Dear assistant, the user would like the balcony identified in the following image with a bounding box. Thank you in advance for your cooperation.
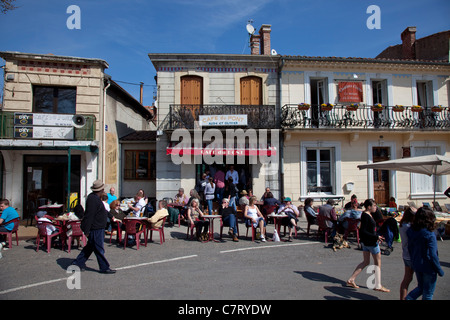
[281,104,450,131]
[0,111,96,141]
[159,104,278,131]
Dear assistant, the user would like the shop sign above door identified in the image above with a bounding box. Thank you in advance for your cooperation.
[199,114,247,127]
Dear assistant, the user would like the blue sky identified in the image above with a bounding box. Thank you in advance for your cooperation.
[1,0,449,105]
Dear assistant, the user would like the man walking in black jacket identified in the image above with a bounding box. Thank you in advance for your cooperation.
[72,180,115,274]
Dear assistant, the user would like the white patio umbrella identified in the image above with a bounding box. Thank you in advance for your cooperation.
[358,154,450,205]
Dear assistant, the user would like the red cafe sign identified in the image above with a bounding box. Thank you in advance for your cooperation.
[338,81,363,102]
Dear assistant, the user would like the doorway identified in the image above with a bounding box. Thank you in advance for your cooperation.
[23,155,81,218]
[372,147,390,206]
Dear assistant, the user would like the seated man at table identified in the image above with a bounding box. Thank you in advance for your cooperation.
[0,199,20,243]
[128,191,146,217]
[318,199,338,236]
[219,198,239,242]
[148,200,169,228]
[277,197,300,241]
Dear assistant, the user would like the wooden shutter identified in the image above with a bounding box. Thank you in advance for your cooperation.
[240,76,262,105]
[181,76,203,105]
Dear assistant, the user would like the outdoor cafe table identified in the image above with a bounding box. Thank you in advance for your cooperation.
[267,213,289,240]
[202,214,221,242]
[38,203,64,216]
[53,215,81,248]
[167,203,185,227]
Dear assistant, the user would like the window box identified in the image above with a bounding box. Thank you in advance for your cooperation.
[393,105,405,112]
[411,105,423,112]
[346,104,359,111]
[371,103,384,112]
[297,103,310,111]
[320,103,333,111]
[431,105,444,112]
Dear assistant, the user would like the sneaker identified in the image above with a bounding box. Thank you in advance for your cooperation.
[233,235,239,242]
[260,236,266,242]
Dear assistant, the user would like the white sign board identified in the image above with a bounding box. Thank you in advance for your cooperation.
[14,126,74,140]
[199,115,247,127]
[14,113,75,127]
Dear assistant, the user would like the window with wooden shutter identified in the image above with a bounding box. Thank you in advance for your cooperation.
[181,75,203,119]
[240,76,262,105]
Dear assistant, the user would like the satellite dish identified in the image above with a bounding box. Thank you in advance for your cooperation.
[246,23,255,35]
[271,49,278,55]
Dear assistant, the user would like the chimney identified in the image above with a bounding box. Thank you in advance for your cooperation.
[259,24,272,55]
[250,34,261,55]
[401,26,416,59]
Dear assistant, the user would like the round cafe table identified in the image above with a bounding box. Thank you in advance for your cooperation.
[202,215,221,242]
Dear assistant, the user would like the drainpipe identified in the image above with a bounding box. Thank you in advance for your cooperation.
[102,77,111,183]
[278,58,285,200]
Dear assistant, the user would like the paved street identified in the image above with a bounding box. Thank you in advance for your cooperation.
[1,217,449,303]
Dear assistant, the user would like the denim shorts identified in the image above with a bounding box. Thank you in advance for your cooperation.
[403,259,413,268]
[362,243,380,255]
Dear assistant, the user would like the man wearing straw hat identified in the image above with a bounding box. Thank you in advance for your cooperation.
[72,179,115,274]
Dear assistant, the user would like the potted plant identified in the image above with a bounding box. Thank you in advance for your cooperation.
[346,103,359,111]
[411,105,423,112]
[431,105,444,112]
[297,103,310,111]
[371,103,384,112]
[320,103,334,111]
[393,105,405,112]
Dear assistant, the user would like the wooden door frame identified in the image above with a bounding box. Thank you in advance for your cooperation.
[366,141,397,202]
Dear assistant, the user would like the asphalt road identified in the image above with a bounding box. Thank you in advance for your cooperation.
[1,217,449,305]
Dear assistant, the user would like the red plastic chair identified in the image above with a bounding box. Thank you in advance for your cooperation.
[343,218,360,245]
[186,218,200,240]
[0,218,19,249]
[36,221,62,253]
[66,220,87,253]
[109,221,123,244]
[317,215,333,244]
[262,204,277,223]
[146,216,167,245]
[245,219,257,241]
[123,218,146,250]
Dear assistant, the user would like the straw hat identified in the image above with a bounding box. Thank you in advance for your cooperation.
[240,190,248,195]
[91,179,105,192]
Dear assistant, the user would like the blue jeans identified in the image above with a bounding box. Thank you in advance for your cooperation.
[223,214,237,234]
[406,271,437,300]
[207,199,214,214]
[73,229,110,272]
[216,188,224,204]
[229,196,237,212]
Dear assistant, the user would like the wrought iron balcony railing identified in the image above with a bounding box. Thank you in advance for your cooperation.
[281,104,450,130]
[160,104,279,130]
[0,111,96,141]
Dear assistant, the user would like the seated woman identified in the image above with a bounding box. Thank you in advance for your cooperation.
[304,198,317,223]
[278,197,300,241]
[186,198,209,241]
[219,198,239,242]
[337,200,362,233]
[244,196,267,242]
[108,200,126,231]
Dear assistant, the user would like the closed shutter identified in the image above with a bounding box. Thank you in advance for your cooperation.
[181,76,203,119]
[240,76,262,105]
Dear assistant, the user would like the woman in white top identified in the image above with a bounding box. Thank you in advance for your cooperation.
[244,196,266,242]
[399,207,416,300]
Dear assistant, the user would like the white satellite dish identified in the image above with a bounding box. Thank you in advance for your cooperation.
[271,49,278,55]
[246,23,255,35]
